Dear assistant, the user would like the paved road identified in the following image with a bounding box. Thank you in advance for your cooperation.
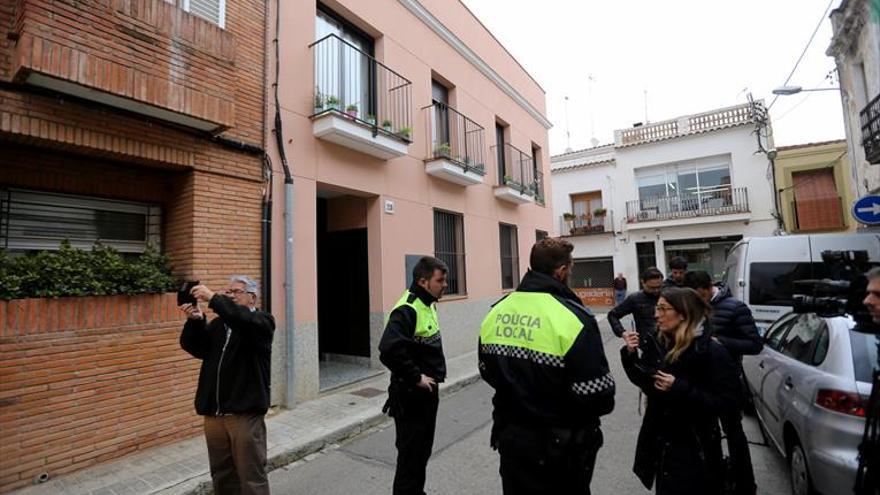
[270,319,791,494]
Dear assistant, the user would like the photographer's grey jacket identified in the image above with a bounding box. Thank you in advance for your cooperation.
[180,295,275,416]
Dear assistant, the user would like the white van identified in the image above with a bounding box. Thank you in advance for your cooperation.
[723,233,880,334]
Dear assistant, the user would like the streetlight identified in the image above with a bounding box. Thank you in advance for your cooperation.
[772,85,841,95]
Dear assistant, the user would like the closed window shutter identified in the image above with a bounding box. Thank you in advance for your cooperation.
[0,189,161,254]
[185,0,225,28]
[792,169,842,231]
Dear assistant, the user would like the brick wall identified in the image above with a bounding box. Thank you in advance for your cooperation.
[0,0,268,490]
[0,294,200,492]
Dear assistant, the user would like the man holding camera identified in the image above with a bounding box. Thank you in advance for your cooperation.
[180,275,275,495]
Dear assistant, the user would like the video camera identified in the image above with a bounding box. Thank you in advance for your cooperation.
[792,250,878,334]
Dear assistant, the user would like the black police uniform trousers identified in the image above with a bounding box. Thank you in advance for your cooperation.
[391,385,439,495]
[496,422,603,495]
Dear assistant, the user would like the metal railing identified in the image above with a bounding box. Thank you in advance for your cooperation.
[533,170,545,205]
[860,92,880,164]
[425,102,485,174]
[792,196,845,232]
[310,34,412,141]
[561,211,613,236]
[626,187,749,223]
[492,143,535,196]
[616,103,755,147]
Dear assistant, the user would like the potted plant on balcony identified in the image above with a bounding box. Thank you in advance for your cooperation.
[382,119,394,132]
[593,207,607,217]
[326,96,340,111]
[345,104,359,119]
[397,126,412,140]
[434,142,451,158]
[314,90,325,114]
[366,114,377,126]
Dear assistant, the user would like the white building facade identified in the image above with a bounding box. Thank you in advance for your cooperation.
[826,0,880,201]
[550,103,778,297]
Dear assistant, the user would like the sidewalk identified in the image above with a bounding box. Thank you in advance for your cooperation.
[11,352,481,495]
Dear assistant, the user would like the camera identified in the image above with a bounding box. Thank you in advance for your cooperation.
[792,250,878,334]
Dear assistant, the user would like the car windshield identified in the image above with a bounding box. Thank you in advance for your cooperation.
[850,330,880,384]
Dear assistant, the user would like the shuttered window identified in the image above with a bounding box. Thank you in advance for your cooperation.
[499,223,519,289]
[434,209,466,295]
[183,0,226,28]
[792,168,844,231]
[0,189,161,254]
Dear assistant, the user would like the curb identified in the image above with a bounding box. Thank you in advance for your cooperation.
[182,371,481,494]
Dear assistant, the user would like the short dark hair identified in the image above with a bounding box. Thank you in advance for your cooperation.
[641,267,664,282]
[413,256,448,283]
[530,237,573,276]
[682,270,713,290]
[669,256,688,270]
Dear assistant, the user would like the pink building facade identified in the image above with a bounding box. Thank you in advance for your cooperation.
[267,0,554,401]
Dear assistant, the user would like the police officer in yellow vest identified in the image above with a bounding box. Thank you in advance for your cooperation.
[379,256,448,495]
[479,238,615,495]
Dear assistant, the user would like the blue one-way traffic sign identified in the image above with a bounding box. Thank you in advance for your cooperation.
[853,195,880,225]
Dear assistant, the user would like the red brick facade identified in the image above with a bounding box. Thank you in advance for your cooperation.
[0,0,267,491]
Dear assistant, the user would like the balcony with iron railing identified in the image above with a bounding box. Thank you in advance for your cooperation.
[492,143,536,204]
[861,93,880,164]
[561,210,613,236]
[423,102,485,186]
[310,34,413,160]
[626,187,749,224]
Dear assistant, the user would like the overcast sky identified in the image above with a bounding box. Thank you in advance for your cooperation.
[460,0,845,155]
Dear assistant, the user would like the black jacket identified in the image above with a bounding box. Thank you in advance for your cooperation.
[709,284,762,360]
[479,270,615,429]
[621,327,740,494]
[663,277,682,288]
[378,283,447,385]
[180,295,275,416]
[607,290,659,337]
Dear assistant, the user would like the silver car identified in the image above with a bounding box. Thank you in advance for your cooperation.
[743,311,877,495]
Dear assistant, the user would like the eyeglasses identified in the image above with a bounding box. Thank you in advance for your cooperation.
[655,305,674,313]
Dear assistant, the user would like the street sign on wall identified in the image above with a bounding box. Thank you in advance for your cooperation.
[852,195,880,225]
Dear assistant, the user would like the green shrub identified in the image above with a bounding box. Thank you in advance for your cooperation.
[0,241,176,300]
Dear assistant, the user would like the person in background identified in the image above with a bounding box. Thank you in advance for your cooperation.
[607,268,664,338]
[664,256,688,288]
[613,273,628,306]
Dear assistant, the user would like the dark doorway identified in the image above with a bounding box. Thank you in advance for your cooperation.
[636,241,657,280]
[317,196,376,390]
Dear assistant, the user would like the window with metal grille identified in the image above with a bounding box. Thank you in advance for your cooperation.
[183,0,226,28]
[499,223,519,289]
[0,189,161,254]
[433,209,466,295]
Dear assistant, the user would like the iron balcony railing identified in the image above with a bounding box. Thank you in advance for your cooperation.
[534,169,545,205]
[860,92,880,164]
[425,102,485,174]
[310,34,412,141]
[561,210,613,236]
[792,196,845,232]
[492,143,535,196]
[626,187,749,223]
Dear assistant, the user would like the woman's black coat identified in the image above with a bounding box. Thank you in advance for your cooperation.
[620,326,741,494]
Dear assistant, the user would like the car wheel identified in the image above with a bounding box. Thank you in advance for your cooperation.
[789,439,814,495]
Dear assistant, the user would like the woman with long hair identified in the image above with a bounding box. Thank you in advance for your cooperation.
[621,287,740,495]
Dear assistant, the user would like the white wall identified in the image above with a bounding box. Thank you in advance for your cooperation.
[551,124,777,289]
